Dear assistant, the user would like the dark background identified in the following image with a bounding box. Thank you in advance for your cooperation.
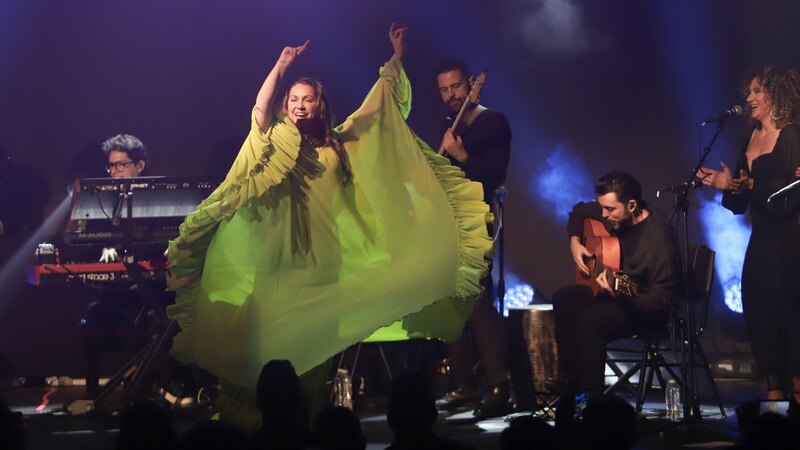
[1,0,798,377]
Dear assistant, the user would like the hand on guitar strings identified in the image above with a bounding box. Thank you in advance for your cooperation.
[570,236,593,276]
[440,129,468,162]
[595,271,616,297]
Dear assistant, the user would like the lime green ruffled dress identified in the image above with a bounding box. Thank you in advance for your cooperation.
[166,55,492,426]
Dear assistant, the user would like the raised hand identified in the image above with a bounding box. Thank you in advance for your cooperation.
[697,161,733,190]
[277,40,310,69]
[255,40,310,131]
[389,22,407,60]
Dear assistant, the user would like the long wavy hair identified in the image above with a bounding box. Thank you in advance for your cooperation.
[282,78,352,185]
[742,65,800,129]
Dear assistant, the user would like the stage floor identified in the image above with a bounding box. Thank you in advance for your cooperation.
[2,377,759,450]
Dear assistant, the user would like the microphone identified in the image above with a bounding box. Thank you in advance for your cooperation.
[111,185,129,227]
[656,180,700,198]
[700,105,744,127]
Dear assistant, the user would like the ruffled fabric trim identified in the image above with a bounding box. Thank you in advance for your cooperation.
[417,136,494,300]
[167,109,324,365]
[363,136,493,343]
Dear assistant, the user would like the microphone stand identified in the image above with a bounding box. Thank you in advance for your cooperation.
[493,185,508,315]
[655,117,735,435]
[89,180,177,412]
[110,184,129,227]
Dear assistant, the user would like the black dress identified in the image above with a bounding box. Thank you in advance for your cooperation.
[722,123,800,377]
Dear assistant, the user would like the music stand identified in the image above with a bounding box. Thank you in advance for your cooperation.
[767,178,800,204]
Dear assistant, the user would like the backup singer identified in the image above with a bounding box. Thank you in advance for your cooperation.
[166,25,493,427]
[548,172,677,397]
[698,65,800,403]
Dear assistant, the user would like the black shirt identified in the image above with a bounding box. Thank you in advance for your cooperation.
[566,201,677,314]
[439,108,511,205]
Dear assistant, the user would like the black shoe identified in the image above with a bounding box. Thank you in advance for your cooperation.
[544,377,575,397]
[436,384,480,409]
[474,383,514,419]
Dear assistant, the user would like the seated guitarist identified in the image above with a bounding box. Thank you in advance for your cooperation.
[548,171,677,397]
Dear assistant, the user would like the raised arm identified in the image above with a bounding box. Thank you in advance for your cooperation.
[254,40,309,132]
[337,23,411,139]
[389,22,407,61]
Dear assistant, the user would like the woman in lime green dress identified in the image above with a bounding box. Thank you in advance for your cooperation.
[166,24,493,425]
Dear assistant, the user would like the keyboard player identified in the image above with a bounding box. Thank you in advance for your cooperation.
[35,135,211,401]
[98,134,148,262]
[83,134,168,396]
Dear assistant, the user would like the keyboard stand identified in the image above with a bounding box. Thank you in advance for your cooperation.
[89,260,176,411]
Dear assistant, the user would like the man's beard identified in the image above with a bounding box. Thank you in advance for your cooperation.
[613,214,635,233]
[448,99,464,112]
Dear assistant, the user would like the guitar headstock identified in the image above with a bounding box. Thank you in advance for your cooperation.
[612,273,638,297]
[468,71,487,104]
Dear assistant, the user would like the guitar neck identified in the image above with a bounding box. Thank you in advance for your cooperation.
[589,258,635,297]
[450,98,471,132]
[438,100,471,154]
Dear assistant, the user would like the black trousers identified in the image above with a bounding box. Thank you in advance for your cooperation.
[446,277,508,388]
[552,285,666,396]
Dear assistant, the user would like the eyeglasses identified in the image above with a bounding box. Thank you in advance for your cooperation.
[107,160,136,172]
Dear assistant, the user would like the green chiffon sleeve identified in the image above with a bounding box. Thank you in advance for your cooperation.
[166,108,310,364]
[338,55,494,342]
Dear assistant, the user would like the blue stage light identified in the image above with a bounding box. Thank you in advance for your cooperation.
[532,146,593,220]
[698,193,749,314]
[500,272,535,317]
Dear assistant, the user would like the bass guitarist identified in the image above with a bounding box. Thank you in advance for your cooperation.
[434,59,513,418]
[547,171,678,397]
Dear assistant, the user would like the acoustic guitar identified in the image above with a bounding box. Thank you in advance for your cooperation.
[576,218,638,297]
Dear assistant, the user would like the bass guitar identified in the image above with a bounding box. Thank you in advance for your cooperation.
[437,71,487,155]
[576,218,638,297]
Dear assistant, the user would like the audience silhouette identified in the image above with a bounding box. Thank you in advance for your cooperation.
[580,394,636,450]
[385,373,474,450]
[10,357,800,450]
[249,359,307,450]
[501,415,556,450]
[308,406,366,450]
[0,398,24,450]
[180,419,246,450]
[116,399,176,450]
[736,399,800,450]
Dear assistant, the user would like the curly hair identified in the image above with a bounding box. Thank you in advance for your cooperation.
[101,134,147,162]
[282,78,352,186]
[742,65,800,129]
